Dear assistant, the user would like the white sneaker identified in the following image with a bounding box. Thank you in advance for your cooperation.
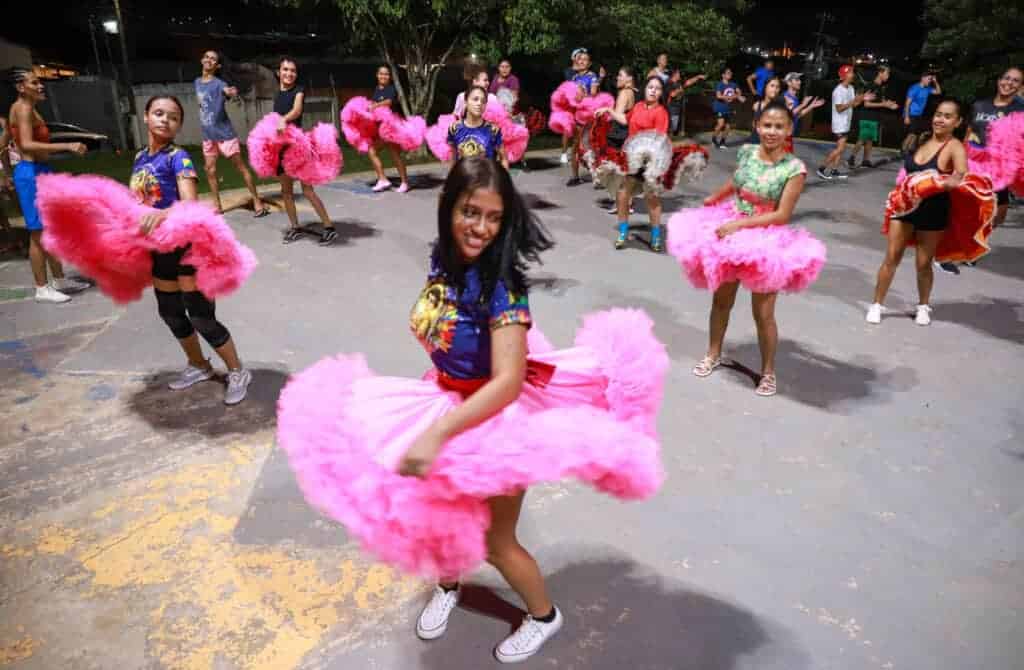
[416,585,460,640]
[915,304,932,326]
[559,152,569,164]
[168,362,215,391]
[494,606,563,664]
[371,179,392,192]
[35,285,71,303]
[865,303,883,324]
[51,277,90,292]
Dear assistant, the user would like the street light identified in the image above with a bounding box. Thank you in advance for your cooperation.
[102,20,118,34]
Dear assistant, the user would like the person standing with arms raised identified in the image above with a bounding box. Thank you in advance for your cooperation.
[902,72,942,156]
[746,58,775,100]
[194,50,269,217]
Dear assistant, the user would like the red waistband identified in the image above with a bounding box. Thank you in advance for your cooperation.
[436,359,557,397]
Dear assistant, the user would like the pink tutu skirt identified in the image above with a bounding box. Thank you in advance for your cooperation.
[36,174,257,303]
[276,309,668,578]
[667,201,826,293]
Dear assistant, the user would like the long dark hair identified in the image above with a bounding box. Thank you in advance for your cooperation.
[435,157,554,298]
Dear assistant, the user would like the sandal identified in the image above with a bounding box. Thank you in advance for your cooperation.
[755,374,777,397]
[253,207,271,218]
[282,228,304,244]
[692,356,721,378]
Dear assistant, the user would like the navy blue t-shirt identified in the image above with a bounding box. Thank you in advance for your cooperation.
[274,85,304,127]
[372,83,398,105]
[410,253,531,380]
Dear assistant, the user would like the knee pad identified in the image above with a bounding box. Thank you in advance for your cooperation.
[155,289,194,339]
[182,291,231,349]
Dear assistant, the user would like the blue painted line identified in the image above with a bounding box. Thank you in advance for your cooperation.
[0,339,45,379]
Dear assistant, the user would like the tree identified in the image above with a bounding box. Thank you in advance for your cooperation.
[469,1,739,84]
[314,0,495,118]
[921,0,1024,102]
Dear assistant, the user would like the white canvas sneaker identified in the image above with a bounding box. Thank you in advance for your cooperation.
[494,606,563,664]
[416,585,460,640]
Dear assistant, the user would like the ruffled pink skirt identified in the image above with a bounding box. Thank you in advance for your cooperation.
[667,201,826,293]
[276,309,668,578]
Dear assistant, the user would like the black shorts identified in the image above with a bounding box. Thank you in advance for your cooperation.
[715,111,734,121]
[893,192,950,232]
[152,245,197,281]
[997,188,1009,206]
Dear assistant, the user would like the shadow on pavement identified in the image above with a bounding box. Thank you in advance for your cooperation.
[723,339,918,411]
[126,365,288,437]
[931,297,1024,345]
[522,192,561,210]
[419,554,805,670]
[529,273,582,297]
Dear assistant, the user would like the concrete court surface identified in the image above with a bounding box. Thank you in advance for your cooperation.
[1,138,1022,670]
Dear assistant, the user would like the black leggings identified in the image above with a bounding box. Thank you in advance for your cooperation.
[155,289,231,349]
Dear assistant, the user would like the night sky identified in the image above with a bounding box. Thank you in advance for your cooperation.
[3,1,928,66]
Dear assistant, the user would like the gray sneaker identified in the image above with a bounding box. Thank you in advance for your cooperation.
[168,362,215,391]
[224,368,252,406]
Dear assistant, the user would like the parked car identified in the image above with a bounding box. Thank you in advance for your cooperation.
[46,122,109,152]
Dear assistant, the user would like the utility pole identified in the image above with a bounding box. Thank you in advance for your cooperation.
[87,16,103,76]
[112,0,132,91]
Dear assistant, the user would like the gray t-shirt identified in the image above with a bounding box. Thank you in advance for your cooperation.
[194,76,236,141]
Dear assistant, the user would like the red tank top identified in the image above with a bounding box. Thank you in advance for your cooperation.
[9,115,49,148]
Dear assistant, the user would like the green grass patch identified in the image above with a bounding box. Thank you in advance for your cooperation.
[1,134,566,220]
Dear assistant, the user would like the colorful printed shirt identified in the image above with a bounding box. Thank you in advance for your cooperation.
[573,70,599,96]
[713,81,742,114]
[447,120,503,160]
[410,254,531,380]
[732,143,807,216]
[129,144,197,210]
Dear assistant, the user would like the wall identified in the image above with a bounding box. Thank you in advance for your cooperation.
[129,83,338,148]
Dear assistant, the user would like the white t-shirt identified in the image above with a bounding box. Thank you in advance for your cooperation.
[831,83,855,134]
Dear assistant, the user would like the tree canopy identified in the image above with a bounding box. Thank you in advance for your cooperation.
[921,0,1024,102]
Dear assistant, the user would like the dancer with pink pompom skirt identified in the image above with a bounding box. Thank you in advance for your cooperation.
[274,57,337,246]
[446,86,509,169]
[277,157,668,663]
[667,100,825,397]
[367,64,412,193]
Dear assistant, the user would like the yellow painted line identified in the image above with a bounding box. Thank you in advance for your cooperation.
[3,440,423,669]
[0,634,39,665]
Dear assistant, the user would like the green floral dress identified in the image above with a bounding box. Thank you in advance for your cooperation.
[732,144,807,216]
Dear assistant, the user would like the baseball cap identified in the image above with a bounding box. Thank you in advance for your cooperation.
[783,72,802,83]
[839,64,854,78]
[571,48,588,59]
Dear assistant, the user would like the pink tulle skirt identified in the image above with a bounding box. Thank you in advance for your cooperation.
[276,309,668,578]
[246,113,342,184]
[667,201,827,293]
[36,173,257,303]
[967,112,1024,194]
